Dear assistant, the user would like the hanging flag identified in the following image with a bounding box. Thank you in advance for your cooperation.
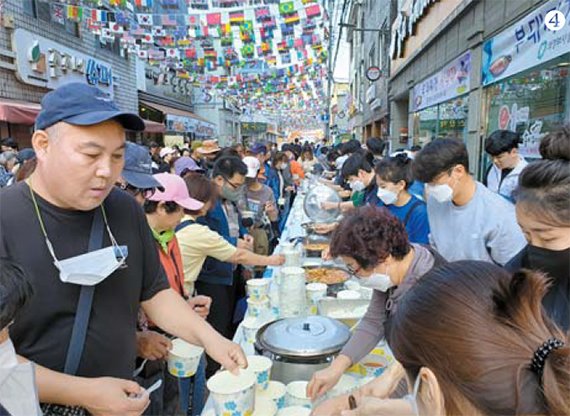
[161,0,178,5]
[87,18,102,35]
[255,7,270,21]
[135,0,154,7]
[241,44,255,57]
[149,49,166,61]
[109,0,127,6]
[91,9,108,22]
[51,3,65,25]
[187,14,200,27]
[142,33,154,43]
[161,14,178,26]
[166,48,180,59]
[115,12,129,25]
[137,49,149,59]
[262,18,276,29]
[109,23,124,34]
[284,12,300,25]
[229,11,244,25]
[304,4,321,17]
[240,20,253,33]
[206,13,221,26]
[66,6,82,22]
[152,27,166,37]
[279,1,295,15]
[137,14,153,25]
[185,48,197,58]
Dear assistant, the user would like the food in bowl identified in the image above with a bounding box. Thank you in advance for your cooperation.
[305,268,349,285]
[207,370,256,416]
[303,243,329,252]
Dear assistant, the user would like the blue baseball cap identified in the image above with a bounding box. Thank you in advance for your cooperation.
[249,142,267,155]
[122,142,164,190]
[35,83,145,131]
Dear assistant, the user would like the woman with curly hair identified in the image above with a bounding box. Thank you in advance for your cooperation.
[308,206,445,413]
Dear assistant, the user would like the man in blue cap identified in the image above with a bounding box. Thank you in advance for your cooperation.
[0,83,247,415]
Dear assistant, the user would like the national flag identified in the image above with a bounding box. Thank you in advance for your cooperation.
[160,36,176,47]
[110,0,127,6]
[204,49,217,59]
[229,11,244,24]
[284,12,300,25]
[185,48,197,58]
[142,33,154,43]
[137,49,148,59]
[266,55,277,65]
[51,4,65,25]
[152,27,166,37]
[137,14,153,25]
[206,13,221,26]
[161,0,178,5]
[294,38,304,48]
[241,44,255,57]
[91,9,108,22]
[115,12,129,25]
[166,48,180,59]
[135,0,154,7]
[66,6,82,22]
[220,23,231,35]
[177,38,191,47]
[304,4,320,17]
[280,23,294,35]
[100,28,115,42]
[87,19,102,35]
[262,18,276,29]
[109,23,125,34]
[240,20,253,33]
[279,1,295,15]
[255,7,270,21]
[149,49,166,61]
[201,25,209,37]
[161,14,178,26]
[260,27,273,40]
[187,14,200,27]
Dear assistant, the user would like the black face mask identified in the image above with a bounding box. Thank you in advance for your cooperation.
[526,245,570,281]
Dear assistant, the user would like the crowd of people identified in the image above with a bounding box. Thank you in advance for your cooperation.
[0,82,568,416]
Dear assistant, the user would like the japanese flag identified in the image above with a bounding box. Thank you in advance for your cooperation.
[142,34,154,44]
[109,23,124,34]
[137,50,148,59]
[166,48,180,59]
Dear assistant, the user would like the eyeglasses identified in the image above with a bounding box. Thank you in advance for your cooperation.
[345,263,363,277]
[223,176,245,191]
[115,182,156,199]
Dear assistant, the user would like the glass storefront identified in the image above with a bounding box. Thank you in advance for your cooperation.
[412,96,469,145]
[483,53,570,159]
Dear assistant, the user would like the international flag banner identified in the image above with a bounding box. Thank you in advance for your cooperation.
[206,13,221,26]
[229,11,245,25]
[135,0,154,7]
[266,55,277,65]
[161,0,178,5]
[66,6,82,22]
[187,14,200,27]
[304,4,320,17]
[137,13,153,25]
[166,48,180,59]
[284,12,300,25]
[240,20,253,33]
[177,38,192,47]
[91,9,108,23]
[294,38,304,48]
[204,49,217,59]
[281,53,292,64]
[241,43,255,57]
[280,23,294,36]
[142,33,154,43]
[137,49,148,59]
[161,14,178,26]
[255,7,270,21]
[51,3,65,25]
[185,48,197,58]
[152,27,166,37]
[279,1,295,15]
[109,23,125,34]
[221,35,233,47]
[148,49,166,61]
[110,0,127,6]
[115,12,129,25]
[262,17,276,29]
[87,19,102,35]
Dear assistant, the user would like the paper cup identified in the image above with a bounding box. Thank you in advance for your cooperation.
[277,406,311,416]
[257,381,286,410]
[247,297,270,319]
[242,317,263,344]
[286,381,311,408]
[253,396,278,416]
[337,289,361,300]
[306,282,327,315]
[167,338,204,378]
[207,370,256,416]
[247,355,273,391]
[247,278,270,301]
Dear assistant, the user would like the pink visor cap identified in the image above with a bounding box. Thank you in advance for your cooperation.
[148,173,204,211]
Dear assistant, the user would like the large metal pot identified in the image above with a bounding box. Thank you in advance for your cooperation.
[254,316,351,384]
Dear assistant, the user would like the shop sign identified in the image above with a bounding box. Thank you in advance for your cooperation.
[166,114,216,137]
[366,84,376,104]
[145,67,193,104]
[390,0,438,59]
[412,51,471,112]
[482,0,570,86]
[12,29,114,98]
[241,122,268,135]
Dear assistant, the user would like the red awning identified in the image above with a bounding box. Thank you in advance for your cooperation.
[143,119,166,133]
[0,99,41,125]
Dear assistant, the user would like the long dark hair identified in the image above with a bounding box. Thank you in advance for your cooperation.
[516,126,570,227]
[374,153,414,189]
[389,261,570,415]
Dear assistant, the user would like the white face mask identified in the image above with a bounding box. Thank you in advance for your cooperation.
[350,180,366,192]
[0,337,18,368]
[377,187,398,205]
[0,359,43,416]
[47,240,127,286]
[426,183,453,203]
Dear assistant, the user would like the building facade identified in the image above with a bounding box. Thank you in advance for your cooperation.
[388,0,569,176]
[0,0,139,147]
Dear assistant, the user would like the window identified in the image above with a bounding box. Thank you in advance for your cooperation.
[23,0,79,37]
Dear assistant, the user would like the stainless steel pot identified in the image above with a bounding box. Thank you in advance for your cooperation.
[254,316,351,384]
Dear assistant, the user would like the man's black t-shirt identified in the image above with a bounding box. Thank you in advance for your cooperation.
[0,182,170,379]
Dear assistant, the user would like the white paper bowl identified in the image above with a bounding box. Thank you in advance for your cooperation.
[247,355,273,391]
[257,380,286,410]
[337,289,361,300]
[286,381,311,408]
[277,406,311,416]
[207,370,256,416]
[167,338,204,378]
[253,396,278,416]
[247,279,270,301]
